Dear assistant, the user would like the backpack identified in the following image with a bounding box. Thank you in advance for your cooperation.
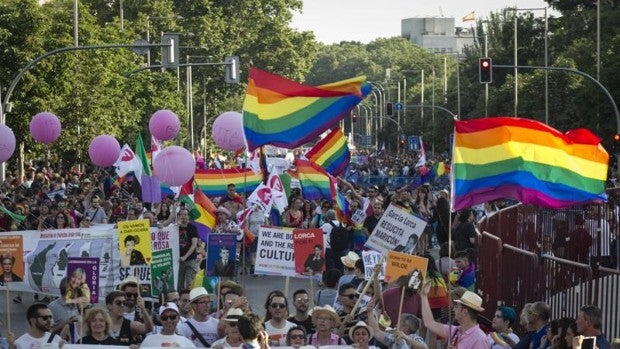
[328,221,351,251]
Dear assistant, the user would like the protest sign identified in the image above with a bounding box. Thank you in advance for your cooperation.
[292,229,325,276]
[364,204,427,254]
[255,226,295,276]
[361,250,385,281]
[206,234,237,277]
[66,257,99,304]
[384,251,428,289]
[118,219,152,266]
[0,235,24,285]
[151,249,174,297]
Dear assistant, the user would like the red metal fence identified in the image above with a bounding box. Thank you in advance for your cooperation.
[477,200,620,341]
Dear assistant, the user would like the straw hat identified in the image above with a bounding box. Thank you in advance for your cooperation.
[118,276,139,290]
[310,305,341,327]
[215,206,232,218]
[341,251,360,269]
[453,291,484,312]
[349,321,374,339]
[189,287,212,303]
[224,308,244,322]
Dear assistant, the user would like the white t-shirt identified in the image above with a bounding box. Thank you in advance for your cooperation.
[179,317,220,347]
[320,220,340,249]
[15,332,62,349]
[211,336,243,348]
[141,333,196,347]
[264,320,295,347]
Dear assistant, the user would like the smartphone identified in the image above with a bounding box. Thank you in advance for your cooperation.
[581,336,596,349]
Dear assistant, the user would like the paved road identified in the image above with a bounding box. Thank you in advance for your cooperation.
[1,274,311,338]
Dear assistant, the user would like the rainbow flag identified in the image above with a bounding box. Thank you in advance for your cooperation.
[453,117,609,210]
[295,159,332,200]
[305,128,350,176]
[195,168,262,197]
[242,67,371,151]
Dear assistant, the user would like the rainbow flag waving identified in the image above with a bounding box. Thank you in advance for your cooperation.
[195,168,263,197]
[305,128,350,176]
[294,159,332,200]
[242,67,371,151]
[453,117,608,210]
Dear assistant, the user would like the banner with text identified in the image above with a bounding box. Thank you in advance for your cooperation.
[361,250,386,281]
[364,204,427,255]
[255,226,295,276]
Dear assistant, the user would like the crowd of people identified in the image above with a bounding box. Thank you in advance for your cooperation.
[0,155,618,349]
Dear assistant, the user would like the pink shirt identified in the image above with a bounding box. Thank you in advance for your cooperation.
[441,324,490,349]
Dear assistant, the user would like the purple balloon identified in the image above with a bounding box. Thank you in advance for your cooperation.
[0,124,16,163]
[212,111,245,151]
[30,112,61,144]
[149,109,180,141]
[153,146,196,186]
[88,135,121,167]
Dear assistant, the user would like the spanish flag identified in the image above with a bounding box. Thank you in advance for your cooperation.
[462,11,475,22]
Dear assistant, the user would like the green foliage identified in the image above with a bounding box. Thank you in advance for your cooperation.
[0,0,316,167]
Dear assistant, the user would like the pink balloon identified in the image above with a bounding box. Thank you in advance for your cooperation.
[30,112,61,144]
[0,124,16,163]
[212,111,245,151]
[149,109,180,141]
[153,146,195,186]
[88,135,121,167]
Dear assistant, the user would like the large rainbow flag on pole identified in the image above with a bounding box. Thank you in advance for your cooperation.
[242,67,371,151]
[294,159,332,200]
[452,117,609,210]
[305,128,350,177]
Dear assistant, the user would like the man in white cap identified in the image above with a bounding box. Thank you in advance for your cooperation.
[420,283,489,348]
[142,302,196,347]
[179,287,219,347]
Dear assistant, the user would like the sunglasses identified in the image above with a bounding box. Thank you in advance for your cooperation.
[341,294,358,300]
[270,303,286,309]
[289,334,305,340]
[114,300,127,306]
[125,292,139,298]
[160,315,178,321]
[37,315,53,321]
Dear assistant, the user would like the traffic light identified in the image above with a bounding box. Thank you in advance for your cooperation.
[352,113,357,123]
[225,56,240,84]
[613,133,620,152]
[386,102,393,116]
[479,57,492,83]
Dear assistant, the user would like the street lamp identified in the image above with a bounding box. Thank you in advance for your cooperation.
[504,7,549,122]
[186,54,213,151]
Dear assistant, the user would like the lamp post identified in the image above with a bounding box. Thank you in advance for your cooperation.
[186,54,212,151]
[505,7,549,122]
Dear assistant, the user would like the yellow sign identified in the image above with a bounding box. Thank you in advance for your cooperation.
[385,251,428,288]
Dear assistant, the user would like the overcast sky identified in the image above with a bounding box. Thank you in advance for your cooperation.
[290,0,557,44]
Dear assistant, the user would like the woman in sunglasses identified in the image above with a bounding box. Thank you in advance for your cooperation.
[211,308,244,348]
[141,303,195,347]
[286,326,308,348]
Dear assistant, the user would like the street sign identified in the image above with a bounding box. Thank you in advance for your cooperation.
[408,136,420,151]
[395,102,403,111]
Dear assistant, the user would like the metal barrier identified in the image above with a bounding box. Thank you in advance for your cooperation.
[477,199,620,341]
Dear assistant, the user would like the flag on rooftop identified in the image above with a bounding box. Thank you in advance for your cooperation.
[242,67,371,151]
[462,11,475,22]
[452,117,609,210]
[305,128,350,177]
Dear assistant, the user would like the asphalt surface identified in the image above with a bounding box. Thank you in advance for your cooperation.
[1,274,311,338]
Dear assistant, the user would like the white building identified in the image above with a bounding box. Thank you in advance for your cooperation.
[401,17,476,55]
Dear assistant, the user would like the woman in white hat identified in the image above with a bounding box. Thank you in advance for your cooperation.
[214,207,242,240]
[309,305,345,346]
[349,321,379,349]
[211,308,244,348]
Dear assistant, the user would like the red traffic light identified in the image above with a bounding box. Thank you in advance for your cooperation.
[479,57,492,83]
[352,114,358,123]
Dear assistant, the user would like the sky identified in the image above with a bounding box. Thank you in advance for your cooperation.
[290,0,557,44]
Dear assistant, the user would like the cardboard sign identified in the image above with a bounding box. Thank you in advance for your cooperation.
[118,219,152,266]
[364,204,427,255]
[384,251,428,288]
[66,257,99,304]
[293,229,325,276]
[255,226,295,276]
